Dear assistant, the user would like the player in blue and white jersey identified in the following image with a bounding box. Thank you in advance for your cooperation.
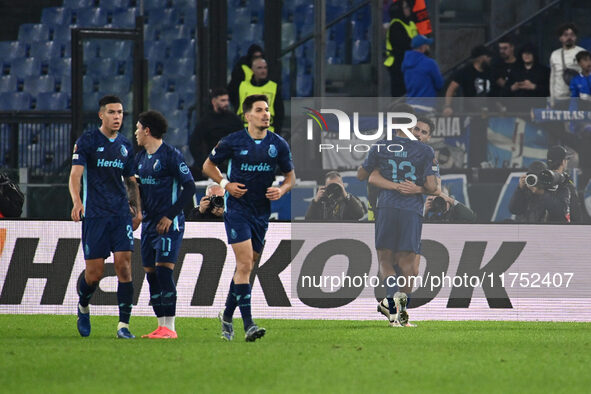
[364,118,439,327]
[69,95,142,339]
[202,94,295,342]
[134,110,196,339]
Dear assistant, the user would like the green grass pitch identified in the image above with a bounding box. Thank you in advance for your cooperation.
[0,315,589,393]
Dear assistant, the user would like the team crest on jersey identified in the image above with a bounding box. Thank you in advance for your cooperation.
[179,162,190,174]
[153,159,162,172]
[120,145,128,157]
[268,144,277,158]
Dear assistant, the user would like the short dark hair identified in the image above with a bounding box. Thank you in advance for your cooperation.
[557,23,578,37]
[325,171,342,183]
[99,95,122,109]
[576,50,591,63]
[210,87,228,99]
[138,110,168,139]
[498,35,515,46]
[416,116,434,135]
[242,94,268,114]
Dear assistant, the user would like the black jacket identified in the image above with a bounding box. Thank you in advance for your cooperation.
[188,206,224,221]
[509,185,571,223]
[425,202,477,223]
[305,194,366,221]
[505,63,550,97]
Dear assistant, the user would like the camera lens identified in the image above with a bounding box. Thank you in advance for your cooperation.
[525,173,538,187]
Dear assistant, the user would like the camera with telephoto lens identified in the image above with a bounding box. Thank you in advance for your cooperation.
[321,182,346,203]
[430,196,448,214]
[525,169,566,190]
[208,195,224,209]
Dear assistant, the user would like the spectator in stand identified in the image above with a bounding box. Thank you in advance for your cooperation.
[444,45,494,116]
[493,36,519,96]
[228,44,265,111]
[189,88,244,179]
[402,35,443,110]
[506,43,550,98]
[549,23,584,107]
[384,0,418,97]
[569,50,591,106]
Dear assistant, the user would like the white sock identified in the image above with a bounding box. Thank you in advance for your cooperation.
[164,316,175,332]
[78,304,89,314]
[157,317,165,327]
[117,322,129,331]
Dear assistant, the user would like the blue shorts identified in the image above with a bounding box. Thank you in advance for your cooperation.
[82,216,134,260]
[375,207,422,254]
[140,218,185,268]
[224,210,268,254]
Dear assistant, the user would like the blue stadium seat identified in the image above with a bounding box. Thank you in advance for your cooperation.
[30,41,63,60]
[83,91,102,111]
[168,109,188,131]
[109,8,137,28]
[56,75,71,93]
[41,7,72,26]
[99,40,132,59]
[99,75,131,94]
[83,41,101,58]
[18,24,51,44]
[164,128,186,146]
[352,39,370,64]
[163,57,194,76]
[0,75,17,93]
[352,19,369,40]
[146,8,178,26]
[0,42,26,61]
[282,22,296,48]
[74,8,108,27]
[36,92,69,110]
[240,24,263,46]
[24,75,55,96]
[161,25,194,41]
[145,40,168,60]
[328,17,346,42]
[10,57,42,79]
[83,75,98,92]
[175,74,195,96]
[63,0,96,8]
[232,7,251,28]
[296,73,313,97]
[52,25,73,43]
[169,39,193,59]
[0,92,33,110]
[179,91,195,110]
[180,10,196,26]
[149,75,169,96]
[99,0,129,11]
[143,0,168,11]
[86,58,117,77]
[151,91,180,112]
[144,24,162,42]
[49,57,72,76]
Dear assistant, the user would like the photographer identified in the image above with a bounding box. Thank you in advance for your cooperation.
[509,160,572,223]
[547,145,583,222]
[189,183,225,221]
[424,188,477,223]
[305,171,366,221]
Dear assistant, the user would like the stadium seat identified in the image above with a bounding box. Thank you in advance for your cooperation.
[169,39,193,59]
[10,57,42,79]
[180,10,196,26]
[0,92,32,110]
[99,75,131,95]
[63,0,97,8]
[41,7,72,26]
[83,75,98,92]
[296,73,313,97]
[149,75,169,96]
[175,74,195,96]
[352,39,370,64]
[232,7,251,28]
[36,92,69,110]
[52,25,73,43]
[75,8,108,27]
[83,41,101,58]
[99,40,132,59]
[0,75,17,93]
[56,75,71,93]
[18,24,51,44]
[151,91,180,112]
[24,75,55,96]
[82,91,102,111]
[145,40,168,60]
[163,57,194,76]
[109,8,137,28]
[99,0,129,11]
[352,19,369,40]
[161,25,194,41]
[49,57,72,77]
[282,22,296,48]
[146,8,178,26]
[168,109,188,130]
[143,0,169,11]
[164,127,187,147]
[30,41,62,60]
[0,42,26,61]
[86,58,117,77]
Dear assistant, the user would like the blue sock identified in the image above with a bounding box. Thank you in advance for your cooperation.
[78,275,96,308]
[235,283,253,330]
[117,281,133,324]
[156,266,176,317]
[223,280,237,322]
[383,276,398,314]
[146,272,164,318]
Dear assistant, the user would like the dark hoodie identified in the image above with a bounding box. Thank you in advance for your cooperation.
[228,44,265,109]
[401,49,443,98]
[505,44,549,97]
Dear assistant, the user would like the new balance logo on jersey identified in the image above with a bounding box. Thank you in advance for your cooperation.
[96,147,104,152]
[240,162,272,172]
[97,158,124,169]
[240,150,249,155]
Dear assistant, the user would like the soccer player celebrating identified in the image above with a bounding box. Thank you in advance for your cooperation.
[365,118,439,327]
[134,110,196,339]
[69,95,141,339]
[202,94,295,342]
